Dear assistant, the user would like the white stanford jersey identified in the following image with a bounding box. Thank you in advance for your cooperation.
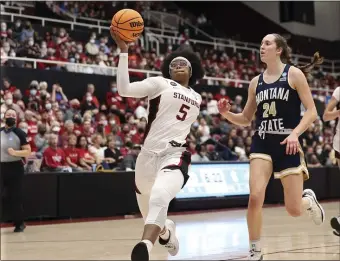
[332,86,340,151]
[117,53,202,153]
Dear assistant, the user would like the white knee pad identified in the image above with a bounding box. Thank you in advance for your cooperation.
[145,187,173,228]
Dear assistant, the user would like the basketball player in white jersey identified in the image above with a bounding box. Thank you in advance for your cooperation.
[323,86,340,236]
[110,27,204,261]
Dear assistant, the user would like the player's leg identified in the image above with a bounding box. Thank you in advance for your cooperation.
[275,146,324,225]
[131,168,184,261]
[246,157,273,260]
[132,152,158,261]
[330,152,340,236]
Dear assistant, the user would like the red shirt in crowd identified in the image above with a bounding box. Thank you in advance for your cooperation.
[78,148,94,161]
[64,147,81,165]
[42,147,66,169]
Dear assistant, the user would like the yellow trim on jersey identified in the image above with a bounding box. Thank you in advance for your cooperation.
[274,146,309,181]
[249,153,272,162]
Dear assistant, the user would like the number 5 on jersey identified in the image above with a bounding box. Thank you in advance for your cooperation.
[176,104,190,121]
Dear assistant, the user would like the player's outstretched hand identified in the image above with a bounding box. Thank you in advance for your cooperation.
[280,132,299,155]
[218,98,231,114]
[109,26,128,53]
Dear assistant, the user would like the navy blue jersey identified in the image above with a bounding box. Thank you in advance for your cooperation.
[254,64,301,135]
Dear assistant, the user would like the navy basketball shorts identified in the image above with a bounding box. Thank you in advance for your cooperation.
[249,132,309,180]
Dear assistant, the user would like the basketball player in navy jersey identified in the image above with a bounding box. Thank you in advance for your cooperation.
[218,34,325,260]
[323,86,340,237]
[110,27,204,261]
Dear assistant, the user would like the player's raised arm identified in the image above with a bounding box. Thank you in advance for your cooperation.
[110,26,159,98]
[218,76,258,126]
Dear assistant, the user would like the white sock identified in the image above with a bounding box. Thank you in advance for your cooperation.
[302,196,312,211]
[250,239,261,252]
[159,227,170,240]
[141,239,153,253]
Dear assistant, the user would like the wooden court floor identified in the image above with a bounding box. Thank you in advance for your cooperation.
[1,202,339,260]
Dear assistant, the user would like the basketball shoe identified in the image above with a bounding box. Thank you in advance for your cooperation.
[302,189,325,225]
[158,219,179,256]
[330,216,340,236]
[131,242,149,261]
[246,249,263,260]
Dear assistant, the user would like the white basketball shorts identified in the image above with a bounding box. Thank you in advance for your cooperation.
[134,147,191,195]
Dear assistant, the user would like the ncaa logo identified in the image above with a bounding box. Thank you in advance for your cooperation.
[170,81,177,86]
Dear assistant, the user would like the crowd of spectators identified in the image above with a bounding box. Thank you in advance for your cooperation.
[0,3,339,172]
[0,74,339,173]
[1,17,339,90]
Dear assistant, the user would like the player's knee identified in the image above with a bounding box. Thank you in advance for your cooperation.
[285,204,302,217]
[149,186,172,208]
[248,191,265,209]
[146,187,171,228]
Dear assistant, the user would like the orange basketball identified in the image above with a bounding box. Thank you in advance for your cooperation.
[111,9,144,42]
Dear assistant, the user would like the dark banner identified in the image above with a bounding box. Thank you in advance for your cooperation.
[1,167,338,222]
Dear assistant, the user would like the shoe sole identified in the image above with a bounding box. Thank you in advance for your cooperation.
[304,189,325,225]
[165,219,179,256]
[131,242,149,261]
[330,217,340,232]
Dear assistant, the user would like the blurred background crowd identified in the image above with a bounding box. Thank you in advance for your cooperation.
[0,1,339,172]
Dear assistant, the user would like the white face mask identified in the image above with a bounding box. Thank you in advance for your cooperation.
[90,39,95,44]
[86,96,92,102]
[5,99,13,105]
[30,89,37,96]
[21,128,28,134]
[45,103,52,110]
[52,126,60,132]
[109,120,116,125]
[28,41,34,46]
[9,52,16,57]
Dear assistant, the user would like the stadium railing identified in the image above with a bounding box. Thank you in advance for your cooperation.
[1,56,333,92]
[3,11,339,74]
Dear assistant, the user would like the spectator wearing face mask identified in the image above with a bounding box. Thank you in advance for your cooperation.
[34,123,48,155]
[85,37,99,56]
[81,92,98,114]
[1,92,24,119]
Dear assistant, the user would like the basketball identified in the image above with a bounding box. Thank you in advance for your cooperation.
[111,9,144,42]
